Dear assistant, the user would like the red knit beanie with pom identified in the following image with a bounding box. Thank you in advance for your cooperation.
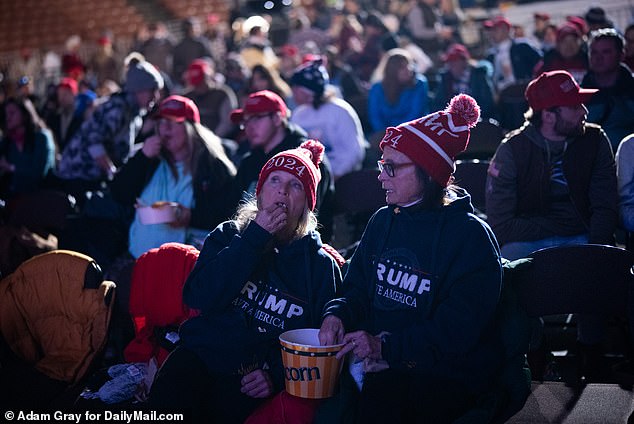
[256,139,324,210]
[379,94,480,186]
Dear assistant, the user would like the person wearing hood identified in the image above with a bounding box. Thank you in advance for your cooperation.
[318,94,503,422]
[149,140,342,423]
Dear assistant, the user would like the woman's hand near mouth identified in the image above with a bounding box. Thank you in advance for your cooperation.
[254,202,288,234]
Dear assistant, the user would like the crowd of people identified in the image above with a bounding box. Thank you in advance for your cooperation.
[1,0,634,421]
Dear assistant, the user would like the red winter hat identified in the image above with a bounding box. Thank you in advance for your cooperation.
[379,94,480,187]
[525,70,597,111]
[58,77,78,95]
[157,95,200,123]
[230,90,288,124]
[256,139,324,210]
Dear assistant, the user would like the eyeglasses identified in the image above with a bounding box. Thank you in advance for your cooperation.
[377,160,415,177]
[240,112,274,129]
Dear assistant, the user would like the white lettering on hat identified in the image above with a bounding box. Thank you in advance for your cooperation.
[423,113,469,134]
[403,123,454,168]
[444,114,469,133]
[421,114,459,139]
[265,156,307,177]
[390,135,402,148]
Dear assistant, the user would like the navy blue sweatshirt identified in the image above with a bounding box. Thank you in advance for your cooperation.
[324,188,503,392]
[180,220,341,390]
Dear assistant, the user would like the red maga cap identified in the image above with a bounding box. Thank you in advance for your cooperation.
[157,95,200,123]
[230,90,288,124]
[525,70,597,111]
[483,15,511,29]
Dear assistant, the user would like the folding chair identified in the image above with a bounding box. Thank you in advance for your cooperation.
[454,159,490,216]
[332,169,385,253]
[514,244,634,319]
[505,244,634,423]
[457,118,505,161]
[497,82,529,132]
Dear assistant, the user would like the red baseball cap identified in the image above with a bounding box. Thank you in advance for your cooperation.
[230,90,288,124]
[525,70,597,111]
[157,95,200,123]
[483,16,511,29]
[58,77,78,95]
[186,59,211,86]
[441,43,471,62]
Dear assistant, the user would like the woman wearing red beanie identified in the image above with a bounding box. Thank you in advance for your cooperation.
[149,140,342,423]
[319,95,509,422]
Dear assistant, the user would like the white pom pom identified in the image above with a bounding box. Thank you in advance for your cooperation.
[447,94,480,128]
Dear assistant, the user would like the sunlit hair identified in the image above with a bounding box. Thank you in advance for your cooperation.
[233,195,318,241]
[372,48,416,104]
[161,121,237,182]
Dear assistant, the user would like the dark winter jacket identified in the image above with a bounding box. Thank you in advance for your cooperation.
[57,92,140,181]
[509,41,542,83]
[486,123,617,246]
[582,64,634,151]
[180,221,341,390]
[323,189,503,393]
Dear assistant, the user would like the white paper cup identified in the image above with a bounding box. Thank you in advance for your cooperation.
[137,202,178,225]
[279,328,345,399]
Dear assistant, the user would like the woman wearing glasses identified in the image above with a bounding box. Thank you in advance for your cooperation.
[318,94,505,422]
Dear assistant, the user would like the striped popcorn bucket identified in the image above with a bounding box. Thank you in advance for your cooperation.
[279,328,345,399]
